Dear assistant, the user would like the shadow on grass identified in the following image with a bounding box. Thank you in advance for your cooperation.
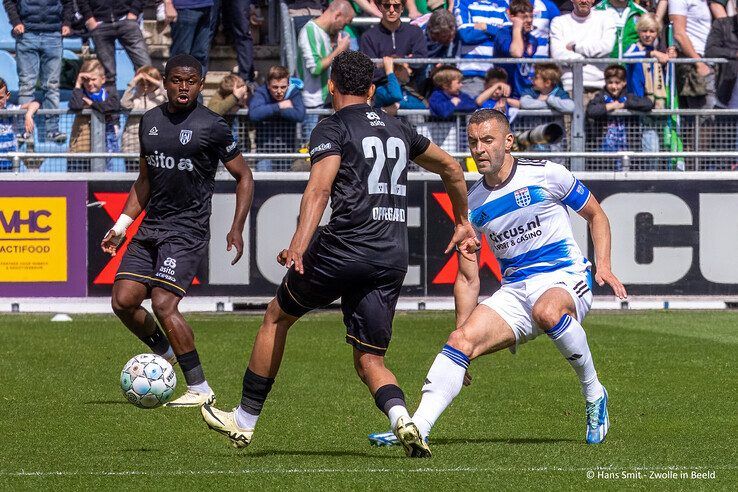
[241,449,398,460]
[84,400,128,405]
[433,437,578,445]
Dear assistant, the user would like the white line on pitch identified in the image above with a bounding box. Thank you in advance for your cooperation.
[2,465,737,477]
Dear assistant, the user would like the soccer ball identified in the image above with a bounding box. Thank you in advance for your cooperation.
[120,354,177,409]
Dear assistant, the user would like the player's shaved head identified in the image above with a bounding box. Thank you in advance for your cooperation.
[330,51,374,96]
[468,108,511,135]
[164,54,203,80]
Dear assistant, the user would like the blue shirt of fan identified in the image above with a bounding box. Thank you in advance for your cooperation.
[493,26,538,98]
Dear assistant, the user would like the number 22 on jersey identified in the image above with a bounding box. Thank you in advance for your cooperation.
[362,136,407,197]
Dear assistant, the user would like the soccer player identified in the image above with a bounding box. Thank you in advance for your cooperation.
[370,109,627,448]
[101,54,254,408]
[200,50,476,458]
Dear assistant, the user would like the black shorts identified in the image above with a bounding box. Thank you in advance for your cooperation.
[276,248,405,356]
[116,228,207,297]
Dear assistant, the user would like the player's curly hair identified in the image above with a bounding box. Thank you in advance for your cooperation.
[330,51,374,96]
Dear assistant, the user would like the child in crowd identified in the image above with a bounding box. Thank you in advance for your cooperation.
[69,60,121,172]
[428,65,477,119]
[587,64,654,170]
[623,13,676,167]
[121,65,167,168]
[519,63,574,113]
[374,56,428,115]
[0,77,39,171]
[207,74,250,121]
[476,68,519,119]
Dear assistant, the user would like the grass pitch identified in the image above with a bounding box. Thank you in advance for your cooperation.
[0,310,736,490]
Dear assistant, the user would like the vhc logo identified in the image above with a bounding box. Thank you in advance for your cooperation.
[179,129,193,145]
[514,187,531,207]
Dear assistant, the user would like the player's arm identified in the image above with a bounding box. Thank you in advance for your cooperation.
[278,155,340,274]
[413,142,479,259]
[577,196,627,299]
[101,158,151,256]
[223,154,254,265]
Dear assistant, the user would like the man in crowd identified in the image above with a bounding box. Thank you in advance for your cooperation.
[594,0,647,58]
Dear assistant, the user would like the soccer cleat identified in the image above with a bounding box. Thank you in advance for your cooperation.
[393,416,431,458]
[368,430,400,447]
[201,404,254,449]
[585,387,609,444]
[164,388,215,408]
[46,131,68,143]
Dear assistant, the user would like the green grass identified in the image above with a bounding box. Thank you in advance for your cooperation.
[0,311,736,490]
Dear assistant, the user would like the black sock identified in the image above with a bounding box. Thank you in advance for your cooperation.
[139,326,171,356]
[374,384,406,417]
[240,368,275,416]
[177,350,205,386]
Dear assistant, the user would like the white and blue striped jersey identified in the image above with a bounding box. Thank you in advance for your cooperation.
[532,0,559,58]
[468,159,591,284]
[455,0,509,77]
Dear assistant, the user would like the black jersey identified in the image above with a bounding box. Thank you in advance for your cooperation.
[308,103,430,271]
[138,103,240,239]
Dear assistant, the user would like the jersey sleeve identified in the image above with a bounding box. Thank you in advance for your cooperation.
[400,118,431,160]
[210,116,240,163]
[308,116,343,165]
[545,162,591,212]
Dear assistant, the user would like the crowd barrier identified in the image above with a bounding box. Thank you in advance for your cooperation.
[1,173,737,299]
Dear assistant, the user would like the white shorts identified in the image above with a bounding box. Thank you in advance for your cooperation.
[480,268,593,352]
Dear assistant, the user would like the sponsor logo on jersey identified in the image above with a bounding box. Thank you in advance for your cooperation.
[309,142,331,156]
[145,151,194,171]
[226,140,237,152]
[157,257,177,281]
[489,215,542,250]
[514,187,531,207]
[366,111,385,127]
[179,129,193,145]
[148,126,158,136]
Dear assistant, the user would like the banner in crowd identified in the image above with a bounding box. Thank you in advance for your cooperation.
[85,176,738,298]
[0,182,87,296]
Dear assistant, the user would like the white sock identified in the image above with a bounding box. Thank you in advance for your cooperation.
[188,380,212,394]
[235,406,259,430]
[546,314,604,402]
[387,405,410,429]
[161,345,175,362]
[412,345,469,439]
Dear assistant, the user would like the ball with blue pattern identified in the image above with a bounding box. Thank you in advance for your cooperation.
[120,354,177,409]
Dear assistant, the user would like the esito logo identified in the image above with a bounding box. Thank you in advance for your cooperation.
[0,210,51,233]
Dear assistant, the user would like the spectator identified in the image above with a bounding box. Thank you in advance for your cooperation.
[706,9,738,107]
[374,56,428,112]
[77,0,153,88]
[164,0,214,71]
[550,0,616,98]
[120,65,167,165]
[669,0,716,109]
[68,59,122,172]
[286,0,328,36]
[493,0,539,98]
[594,0,647,59]
[708,0,734,19]
[406,0,450,22]
[531,0,560,57]
[248,65,305,171]
[223,0,255,82]
[424,7,457,59]
[297,0,354,140]
[586,64,654,169]
[207,74,249,119]
[0,77,40,171]
[476,67,519,118]
[428,65,478,118]
[360,0,428,85]
[3,0,71,143]
[455,0,509,95]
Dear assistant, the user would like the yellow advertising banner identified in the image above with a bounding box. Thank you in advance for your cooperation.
[0,197,68,282]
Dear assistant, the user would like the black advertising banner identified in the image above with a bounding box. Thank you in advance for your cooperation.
[87,177,738,297]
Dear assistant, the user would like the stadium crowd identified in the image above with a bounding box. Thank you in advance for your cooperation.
[1,0,738,171]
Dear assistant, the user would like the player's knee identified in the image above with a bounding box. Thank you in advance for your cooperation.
[446,328,474,359]
[353,352,384,384]
[151,294,179,320]
[111,291,138,317]
[532,304,570,330]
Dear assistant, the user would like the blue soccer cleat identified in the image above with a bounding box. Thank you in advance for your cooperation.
[368,430,400,447]
[585,387,609,444]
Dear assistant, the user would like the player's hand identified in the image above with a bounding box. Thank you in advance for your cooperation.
[445,223,480,261]
[595,267,627,300]
[226,229,244,265]
[463,370,472,387]
[277,248,304,274]
[101,229,125,256]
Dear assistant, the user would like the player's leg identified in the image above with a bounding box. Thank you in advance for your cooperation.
[411,303,516,440]
[111,279,175,363]
[150,287,215,407]
[531,284,608,444]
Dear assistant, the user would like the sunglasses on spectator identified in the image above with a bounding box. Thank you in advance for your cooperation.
[381,3,403,11]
